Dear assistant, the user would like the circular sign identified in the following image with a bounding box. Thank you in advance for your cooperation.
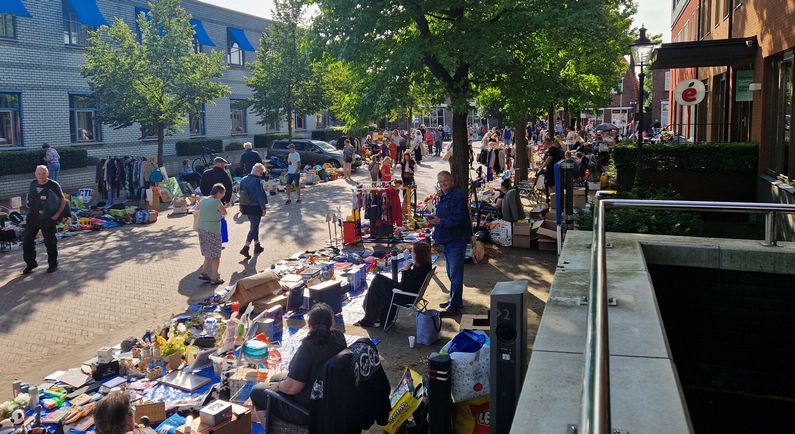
[675,79,706,106]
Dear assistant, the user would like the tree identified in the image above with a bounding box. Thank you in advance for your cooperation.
[313,0,513,191]
[82,0,229,165]
[247,0,328,143]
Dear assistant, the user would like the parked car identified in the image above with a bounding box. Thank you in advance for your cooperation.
[268,139,362,170]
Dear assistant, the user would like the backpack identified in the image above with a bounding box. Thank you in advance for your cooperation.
[149,168,164,184]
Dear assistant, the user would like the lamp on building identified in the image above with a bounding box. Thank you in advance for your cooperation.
[629,25,655,185]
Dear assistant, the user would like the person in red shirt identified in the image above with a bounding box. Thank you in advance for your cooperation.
[380,157,392,181]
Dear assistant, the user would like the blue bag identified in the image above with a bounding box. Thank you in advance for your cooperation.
[220,218,229,243]
[416,309,442,346]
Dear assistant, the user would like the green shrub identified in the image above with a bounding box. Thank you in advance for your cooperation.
[253,133,289,148]
[87,156,100,166]
[613,141,758,175]
[311,127,372,142]
[225,142,244,151]
[175,138,222,156]
[0,147,88,176]
[574,186,704,236]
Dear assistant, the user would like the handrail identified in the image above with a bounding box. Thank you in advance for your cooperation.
[579,198,795,433]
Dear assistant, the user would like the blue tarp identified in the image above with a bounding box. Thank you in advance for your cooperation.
[66,0,109,27]
[190,19,215,46]
[228,27,255,51]
[0,0,31,17]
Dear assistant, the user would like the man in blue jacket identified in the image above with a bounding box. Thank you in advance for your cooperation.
[239,142,262,175]
[238,163,268,259]
[427,170,472,316]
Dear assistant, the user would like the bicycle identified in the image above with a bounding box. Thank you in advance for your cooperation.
[192,147,219,174]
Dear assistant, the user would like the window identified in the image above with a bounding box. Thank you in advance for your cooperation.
[63,3,92,46]
[69,94,101,143]
[228,41,243,65]
[189,105,205,136]
[664,71,671,91]
[768,51,793,177]
[315,111,328,129]
[294,113,305,130]
[700,0,711,38]
[660,101,669,127]
[0,14,16,39]
[231,100,246,135]
[266,111,279,131]
[0,93,22,146]
[713,0,720,27]
[683,20,690,43]
[414,107,445,128]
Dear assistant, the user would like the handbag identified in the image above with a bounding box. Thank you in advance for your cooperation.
[220,218,229,243]
[416,309,442,346]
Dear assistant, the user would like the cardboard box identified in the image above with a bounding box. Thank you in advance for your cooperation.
[512,234,533,249]
[538,238,557,252]
[513,222,532,236]
[134,401,166,425]
[251,294,287,313]
[177,403,251,434]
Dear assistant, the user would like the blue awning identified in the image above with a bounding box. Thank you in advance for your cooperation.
[66,0,109,27]
[228,27,255,51]
[190,19,215,47]
[0,0,32,17]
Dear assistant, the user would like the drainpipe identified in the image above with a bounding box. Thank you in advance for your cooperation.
[724,0,734,141]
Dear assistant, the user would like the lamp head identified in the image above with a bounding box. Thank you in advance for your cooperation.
[630,25,655,67]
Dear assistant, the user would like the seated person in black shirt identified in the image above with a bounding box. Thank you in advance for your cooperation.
[250,303,347,426]
[356,242,433,328]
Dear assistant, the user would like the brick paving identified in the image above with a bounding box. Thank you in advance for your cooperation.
[0,152,557,388]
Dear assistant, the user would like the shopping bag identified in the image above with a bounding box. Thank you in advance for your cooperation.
[488,219,512,247]
[220,218,229,243]
[379,368,424,434]
[454,396,490,434]
[416,310,442,346]
[442,330,490,403]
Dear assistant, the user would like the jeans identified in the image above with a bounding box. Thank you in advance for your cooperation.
[246,213,261,243]
[250,372,309,426]
[444,243,466,312]
[23,219,58,267]
[47,162,60,181]
[435,141,442,156]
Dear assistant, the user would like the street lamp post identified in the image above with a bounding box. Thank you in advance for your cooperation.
[630,26,655,186]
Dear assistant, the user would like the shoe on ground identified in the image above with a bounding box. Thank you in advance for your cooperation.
[285,199,292,204]
[296,199,301,203]
[22,263,38,275]
[439,301,450,309]
[240,245,251,259]
[440,309,461,318]
[253,244,264,254]
[47,264,57,273]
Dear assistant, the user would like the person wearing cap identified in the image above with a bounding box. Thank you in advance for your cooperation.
[200,157,233,204]
[285,143,301,204]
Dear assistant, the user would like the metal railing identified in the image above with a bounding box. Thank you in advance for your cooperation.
[579,197,795,434]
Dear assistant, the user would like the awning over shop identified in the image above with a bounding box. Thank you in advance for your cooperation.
[227,27,255,51]
[191,19,215,47]
[0,0,32,17]
[66,0,109,27]
[652,37,758,70]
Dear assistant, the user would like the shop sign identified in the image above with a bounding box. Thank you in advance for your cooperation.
[736,70,754,102]
[674,79,706,106]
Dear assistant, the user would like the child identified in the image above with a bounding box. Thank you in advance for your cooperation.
[380,157,392,182]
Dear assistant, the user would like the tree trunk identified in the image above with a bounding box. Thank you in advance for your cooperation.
[515,116,529,183]
[287,109,293,143]
[548,103,555,139]
[156,124,165,167]
[450,110,469,192]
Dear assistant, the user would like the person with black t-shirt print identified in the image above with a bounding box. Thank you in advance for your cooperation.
[22,165,68,274]
[250,303,346,427]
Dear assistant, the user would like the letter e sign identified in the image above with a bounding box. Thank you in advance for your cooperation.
[675,79,706,106]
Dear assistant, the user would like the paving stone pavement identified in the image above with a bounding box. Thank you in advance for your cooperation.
[0,149,557,389]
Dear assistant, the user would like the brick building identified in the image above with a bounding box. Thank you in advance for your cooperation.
[0,0,325,159]
[650,69,671,128]
[586,60,639,134]
[657,0,795,237]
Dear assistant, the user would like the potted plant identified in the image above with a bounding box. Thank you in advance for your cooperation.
[157,332,187,371]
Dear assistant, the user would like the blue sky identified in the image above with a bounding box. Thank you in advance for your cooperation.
[199,0,672,42]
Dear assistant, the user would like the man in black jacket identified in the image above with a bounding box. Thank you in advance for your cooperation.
[200,157,233,204]
[239,142,262,175]
[23,165,68,274]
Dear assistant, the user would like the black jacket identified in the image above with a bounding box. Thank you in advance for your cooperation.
[309,338,391,434]
[239,149,262,175]
[200,166,233,204]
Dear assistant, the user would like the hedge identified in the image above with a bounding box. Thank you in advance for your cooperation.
[175,138,223,156]
[311,127,371,142]
[225,142,245,151]
[0,147,88,177]
[613,141,758,175]
[253,133,289,148]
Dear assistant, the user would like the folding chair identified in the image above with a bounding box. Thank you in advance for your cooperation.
[264,392,309,434]
[384,266,437,331]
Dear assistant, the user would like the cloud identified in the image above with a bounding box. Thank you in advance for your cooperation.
[634,0,672,42]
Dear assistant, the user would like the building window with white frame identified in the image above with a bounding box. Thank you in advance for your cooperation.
[294,113,305,130]
[0,92,22,146]
[189,105,206,136]
[228,41,243,65]
[69,94,101,143]
[0,14,16,39]
[664,71,671,91]
[231,100,247,135]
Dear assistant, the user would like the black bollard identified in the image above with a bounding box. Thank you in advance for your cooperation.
[391,249,399,282]
[427,353,453,434]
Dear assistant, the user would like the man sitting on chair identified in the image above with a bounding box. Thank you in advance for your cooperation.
[355,242,433,328]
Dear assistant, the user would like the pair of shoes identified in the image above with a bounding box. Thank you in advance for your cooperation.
[285,199,292,204]
[296,199,301,203]
[240,245,251,259]
[22,262,39,275]
[439,309,461,318]
[47,264,57,273]
[253,244,264,254]
[198,273,210,281]
[439,301,450,309]
[209,278,225,285]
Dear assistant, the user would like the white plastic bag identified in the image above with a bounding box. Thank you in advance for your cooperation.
[488,219,512,247]
[443,330,490,403]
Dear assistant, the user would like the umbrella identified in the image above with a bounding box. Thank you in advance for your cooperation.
[594,123,618,132]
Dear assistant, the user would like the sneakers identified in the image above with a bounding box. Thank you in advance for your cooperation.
[439,309,461,318]
[253,244,264,254]
[22,262,38,275]
[285,199,292,204]
[296,198,301,203]
[240,245,251,259]
[439,301,450,309]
